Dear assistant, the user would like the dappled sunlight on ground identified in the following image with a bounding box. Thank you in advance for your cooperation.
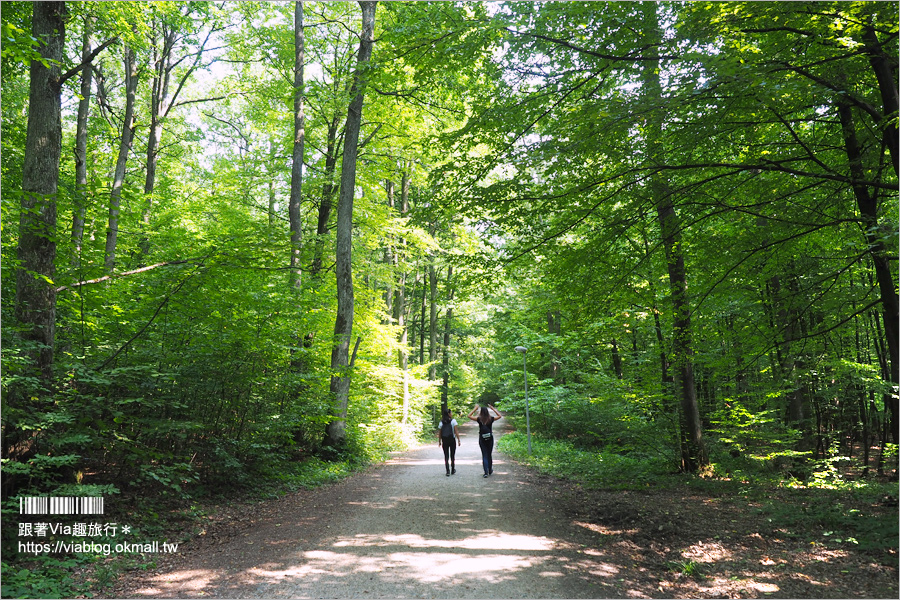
[748,581,781,593]
[238,543,617,589]
[346,495,439,509]
[333,531,557,551]
[681,540,733,562]
[808,546,851,561]
[573,519,638,537]
[130,570,217,596]
[241,526,597,589]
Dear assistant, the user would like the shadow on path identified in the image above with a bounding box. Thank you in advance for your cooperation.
[124,419,631,599]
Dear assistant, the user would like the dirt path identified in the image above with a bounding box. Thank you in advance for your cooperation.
[113,420,622,598]
[108,419,897,599]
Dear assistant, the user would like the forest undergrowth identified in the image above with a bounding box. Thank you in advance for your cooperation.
[499,431,899,598]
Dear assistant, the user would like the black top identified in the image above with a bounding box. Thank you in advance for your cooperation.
[478,416,496,437]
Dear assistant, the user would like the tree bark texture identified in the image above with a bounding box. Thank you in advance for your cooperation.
[16,1,66,380]
[611,338,623,380]
[326,0,377,448]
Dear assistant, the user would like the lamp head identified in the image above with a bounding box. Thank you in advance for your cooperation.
[515,346,528,353]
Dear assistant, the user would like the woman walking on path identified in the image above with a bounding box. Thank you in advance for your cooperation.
[437,408,461,476]
[468,404,502,477]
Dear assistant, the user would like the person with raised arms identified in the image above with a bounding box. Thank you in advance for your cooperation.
[468,404,502,477]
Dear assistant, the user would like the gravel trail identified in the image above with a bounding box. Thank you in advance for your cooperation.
[123,419,624,599]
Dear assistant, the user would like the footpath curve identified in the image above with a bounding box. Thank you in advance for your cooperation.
[118,419,626,598]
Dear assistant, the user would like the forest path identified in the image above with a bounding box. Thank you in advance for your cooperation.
[119,419,624,598]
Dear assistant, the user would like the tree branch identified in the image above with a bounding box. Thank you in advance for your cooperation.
[650,161,898,191]
[349,336,363,368]
[359,122,383,150]
[773,61,884,122]
[175,93,241,109]
[56,260,196,292]
[58,36,119,87]
[505,27,676,62]
[163,26,223,119]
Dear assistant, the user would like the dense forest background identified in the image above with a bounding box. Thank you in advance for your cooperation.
[2,0,897,593]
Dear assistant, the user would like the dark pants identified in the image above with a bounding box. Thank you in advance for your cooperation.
[479,434,493,475]
[441,436,456,472]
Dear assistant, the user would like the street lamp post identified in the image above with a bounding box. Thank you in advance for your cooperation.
[514,346,532,455]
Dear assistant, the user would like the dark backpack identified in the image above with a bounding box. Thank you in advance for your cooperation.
[440,419,454,437]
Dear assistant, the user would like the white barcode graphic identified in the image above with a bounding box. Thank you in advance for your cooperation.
[19,497,104,515]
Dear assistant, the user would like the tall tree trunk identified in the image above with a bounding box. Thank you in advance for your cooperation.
[428,233,438,380]
[611,338,623,380]
[642,234,671,389]
[655,182,706,471]
[289,0,306,288]
[104,46,138,272]
[440,265,454,411]
[837,96,899,442]
[419,264,427,364]
[305,112,342,358]
[16,1,66,380]
[398,165,411,424]
[547,309,561,382]
[267,141,276,241]
[71,15,93,266]
[325,0,377,448]
[140,24,175,259]
[861,19,899,177]
[383,179,395,331]
[310,114,341,278]
[652,303,669,386]
[642,3,707,471]
[138,10,215,261]
[429,266,440,380]
[770,273,810,438]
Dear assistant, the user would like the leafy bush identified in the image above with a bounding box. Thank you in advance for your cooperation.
[502,379,679,463]
[707,402,810,476]
[498,431,670,488]
[0,557,86,599]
